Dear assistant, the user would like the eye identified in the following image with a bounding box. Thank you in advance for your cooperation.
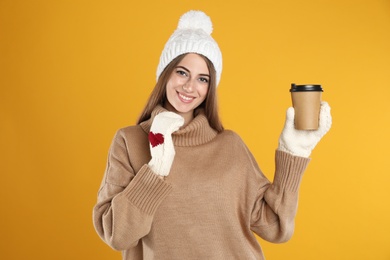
[176,70,188,77]
[199,77,209,84]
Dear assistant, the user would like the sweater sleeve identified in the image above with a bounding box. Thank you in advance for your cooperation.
[92,130,172,251]
[250,150,310,243]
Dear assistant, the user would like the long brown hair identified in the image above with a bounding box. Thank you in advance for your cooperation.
[137,53,224,132]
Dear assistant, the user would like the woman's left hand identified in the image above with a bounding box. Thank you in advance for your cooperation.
[277,101,332,157]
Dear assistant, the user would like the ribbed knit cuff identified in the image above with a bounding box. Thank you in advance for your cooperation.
[122,165,173,215]
[273,150,310,192]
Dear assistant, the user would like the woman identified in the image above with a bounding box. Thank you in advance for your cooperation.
[93,10,332,260]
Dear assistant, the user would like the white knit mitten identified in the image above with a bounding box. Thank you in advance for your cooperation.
[278,101,332,157]
[148,112,184,176]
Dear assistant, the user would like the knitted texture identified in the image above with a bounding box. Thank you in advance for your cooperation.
[93,107,311,260]
[156,10,223,86]
[148,111,184,176]
[278,101,332,157]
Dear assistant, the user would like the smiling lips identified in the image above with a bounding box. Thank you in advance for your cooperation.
[178,92,195,103]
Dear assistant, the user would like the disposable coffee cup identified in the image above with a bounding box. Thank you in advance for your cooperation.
[290,83,323,130]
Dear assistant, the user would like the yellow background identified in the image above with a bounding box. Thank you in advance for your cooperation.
[1,0,389,259]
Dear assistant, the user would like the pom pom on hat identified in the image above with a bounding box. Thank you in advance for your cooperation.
[156,10,223,87]
[177,10,213,35]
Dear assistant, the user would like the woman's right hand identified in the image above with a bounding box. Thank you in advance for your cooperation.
[148,111,184,176]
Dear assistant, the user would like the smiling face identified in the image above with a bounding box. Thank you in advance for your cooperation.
[164,53,210,124]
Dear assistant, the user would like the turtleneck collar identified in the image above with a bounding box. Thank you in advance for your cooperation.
[139,105,218,147]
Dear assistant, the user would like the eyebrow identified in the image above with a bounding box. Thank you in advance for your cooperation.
[176,66,210,78]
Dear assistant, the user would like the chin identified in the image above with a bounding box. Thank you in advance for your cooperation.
[166,97,202,115]
[174,106,196,114]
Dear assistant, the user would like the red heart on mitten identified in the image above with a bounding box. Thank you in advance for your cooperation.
[149,132,164,148]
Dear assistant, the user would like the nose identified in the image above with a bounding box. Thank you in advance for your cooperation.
[183,78,195,92]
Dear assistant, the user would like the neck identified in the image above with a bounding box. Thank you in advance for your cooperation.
[140,105,218,147]
[164,102,194,128]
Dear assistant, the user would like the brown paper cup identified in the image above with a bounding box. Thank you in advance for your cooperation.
[290,84,323,130]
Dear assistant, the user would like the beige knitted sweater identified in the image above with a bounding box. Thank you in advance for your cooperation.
[93,106,310,260]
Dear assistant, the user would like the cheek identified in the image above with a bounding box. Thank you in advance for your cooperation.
[199,86,209,99]
[166,81,175,96]
[166,86,174,103]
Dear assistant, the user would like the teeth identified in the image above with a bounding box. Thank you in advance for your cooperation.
[179,93,193,101]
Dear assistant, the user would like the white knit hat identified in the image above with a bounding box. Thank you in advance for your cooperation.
[156,10,223,86]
